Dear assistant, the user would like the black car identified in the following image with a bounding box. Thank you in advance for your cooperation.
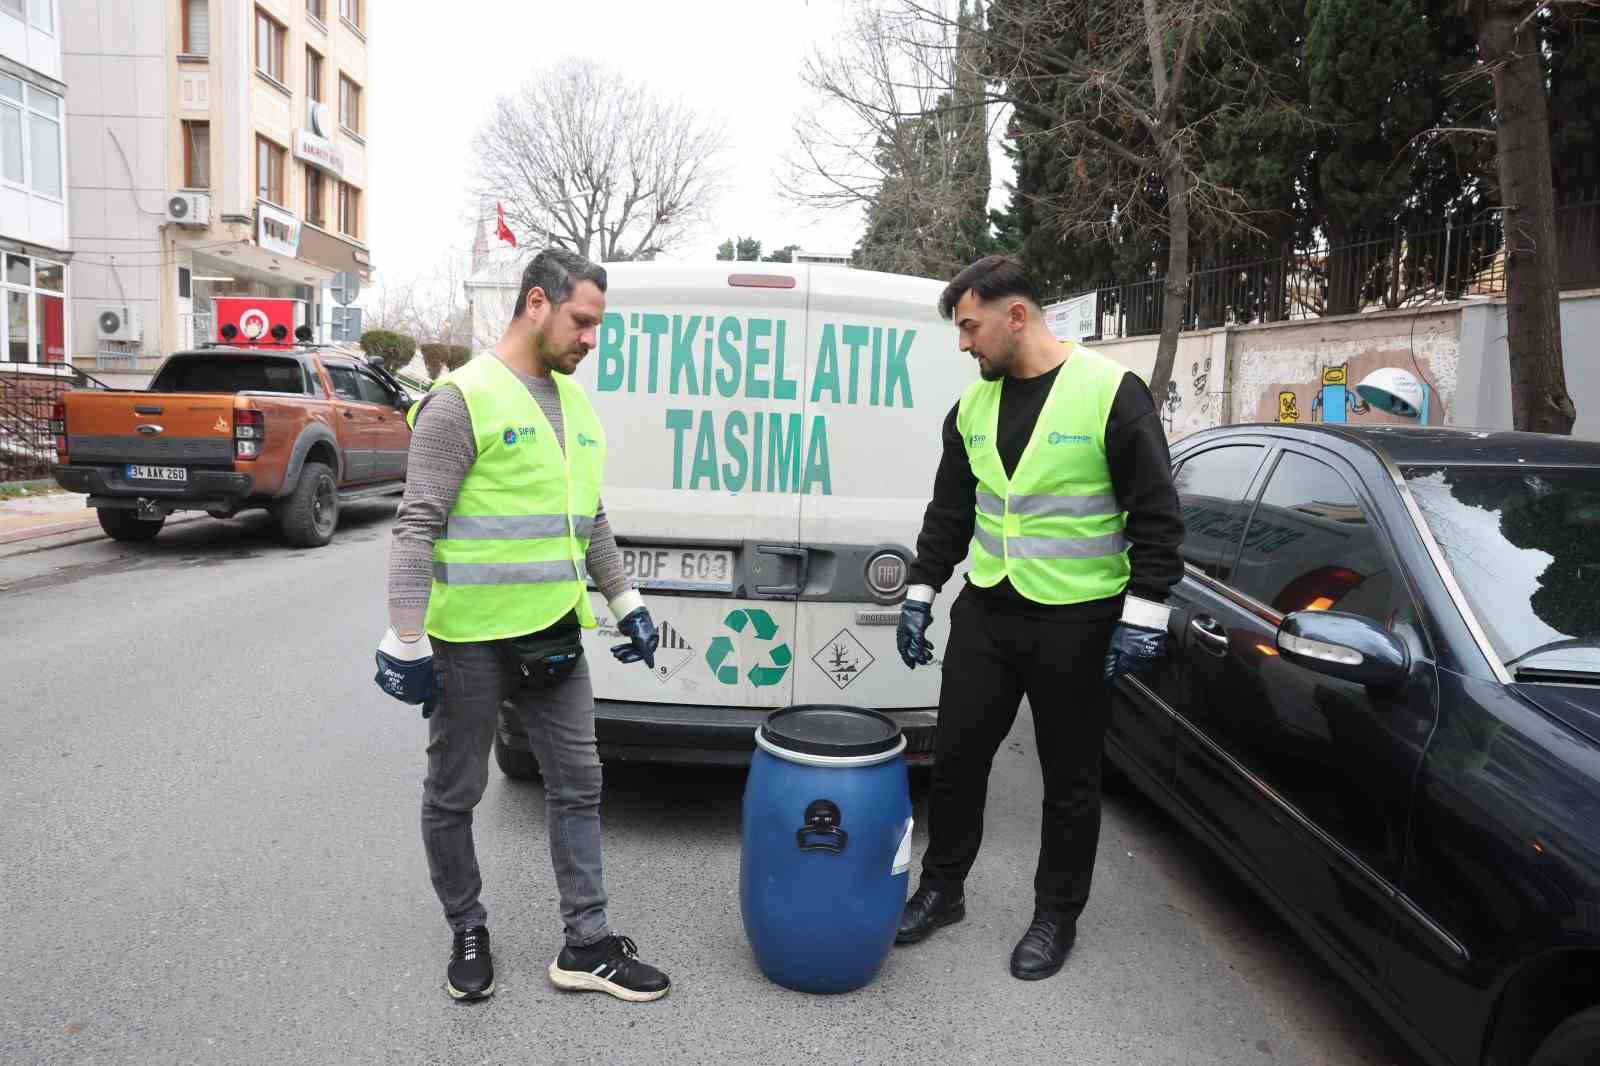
[1107,424,1600,1066]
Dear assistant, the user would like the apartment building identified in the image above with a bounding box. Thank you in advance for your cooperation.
[2,0,69,369]
[63,0,371,384]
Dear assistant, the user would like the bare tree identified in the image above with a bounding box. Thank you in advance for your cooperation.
[1462,0,1583,434]
[472,59,728,262]
[791,0,1287,404]
[783,2,997,279]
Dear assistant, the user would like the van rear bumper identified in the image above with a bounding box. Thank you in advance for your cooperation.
[499,700,938,768]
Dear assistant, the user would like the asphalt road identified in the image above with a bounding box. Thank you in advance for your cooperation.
[0,507,1424,1066]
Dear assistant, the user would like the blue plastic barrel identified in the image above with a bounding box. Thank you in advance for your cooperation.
[740,705,913,994]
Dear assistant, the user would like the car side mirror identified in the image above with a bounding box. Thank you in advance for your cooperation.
[394,393,412,410]
[1276,610,1410,689]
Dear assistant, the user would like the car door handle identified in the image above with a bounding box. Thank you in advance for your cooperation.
[342,410,354,419]
[1189,615,1231,656]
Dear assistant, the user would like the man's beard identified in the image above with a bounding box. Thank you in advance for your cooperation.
[533,327,579,375]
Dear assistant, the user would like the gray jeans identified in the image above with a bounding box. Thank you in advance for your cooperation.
[423,637,609,946]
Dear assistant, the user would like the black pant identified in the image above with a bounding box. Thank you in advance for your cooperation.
[920,590,1117,922]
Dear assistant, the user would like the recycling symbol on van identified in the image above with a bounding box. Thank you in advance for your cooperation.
[705,608,792,688]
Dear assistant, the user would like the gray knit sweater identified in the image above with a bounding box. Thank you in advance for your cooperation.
[386,365,630,640]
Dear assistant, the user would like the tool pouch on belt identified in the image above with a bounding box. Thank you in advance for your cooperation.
[499,609,584,688]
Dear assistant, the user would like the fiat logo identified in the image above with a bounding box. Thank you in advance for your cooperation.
[865,551,908,597]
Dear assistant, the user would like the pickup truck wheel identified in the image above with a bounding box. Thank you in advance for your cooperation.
[279,461,339,547]
[97,507,164,542]
[1531,1006,1600,1066]
[493,732,542,781]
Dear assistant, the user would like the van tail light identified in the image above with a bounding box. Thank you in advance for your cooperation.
[51,400,67,462]
[234,408,265,460]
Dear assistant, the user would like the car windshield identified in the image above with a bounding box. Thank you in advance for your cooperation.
[1404,465,1600,676]
[151,355,306,394]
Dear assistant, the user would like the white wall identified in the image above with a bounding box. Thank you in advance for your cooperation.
[1457,291,1600,440]
[60,0,167,364]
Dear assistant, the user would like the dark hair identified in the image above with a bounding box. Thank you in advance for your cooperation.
[938,255,1042,320]
[509,247,608,329]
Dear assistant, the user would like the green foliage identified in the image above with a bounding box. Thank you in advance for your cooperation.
[418,343,471,380]
[358,329,417,374]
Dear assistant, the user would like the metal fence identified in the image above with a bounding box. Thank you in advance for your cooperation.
[0,362,107,483]
[1046,199,1600,341]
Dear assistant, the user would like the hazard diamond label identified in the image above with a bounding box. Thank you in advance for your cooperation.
[812,628,875,690]
[651,619,695,684]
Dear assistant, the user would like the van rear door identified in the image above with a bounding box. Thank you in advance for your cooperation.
[576,263,809,713]
[790,268,960,710]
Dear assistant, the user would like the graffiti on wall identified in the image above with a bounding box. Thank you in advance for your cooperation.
[1261,352,1440,427]
[1160,352,1221,439]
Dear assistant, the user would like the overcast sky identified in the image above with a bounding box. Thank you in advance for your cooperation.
[364,0,1011,290]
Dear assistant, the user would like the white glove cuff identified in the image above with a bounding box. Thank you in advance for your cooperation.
[379,627,433,662]
[608,588,646,620]
[905,584,936,606]
[1121,595,1171,631]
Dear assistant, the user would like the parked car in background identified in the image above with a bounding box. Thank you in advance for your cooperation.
[52,347,412,547]
[1107,424,1600,1066]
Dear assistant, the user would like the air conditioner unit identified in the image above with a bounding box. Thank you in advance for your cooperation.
[165,191,211,227]
[96,306,144,342]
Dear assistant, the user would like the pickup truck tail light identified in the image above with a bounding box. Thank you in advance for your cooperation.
[234,408,265,460]
[51,400,66,462]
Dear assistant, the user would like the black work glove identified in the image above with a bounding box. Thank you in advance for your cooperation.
[897,600,936,669]
[611,607,658,669]
[375,629,441,718]
[1102,622,1167,683]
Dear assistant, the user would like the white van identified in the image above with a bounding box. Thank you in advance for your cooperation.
[491,262,972,778]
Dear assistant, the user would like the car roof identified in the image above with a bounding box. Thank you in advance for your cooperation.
[1185,423,1600,468]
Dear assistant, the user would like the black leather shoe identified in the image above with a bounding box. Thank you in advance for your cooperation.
[1009,912,1076,980]
[895,884,966,944]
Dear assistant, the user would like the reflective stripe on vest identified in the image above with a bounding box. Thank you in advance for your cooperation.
[407,353,607,641]
[956,343,1132,605]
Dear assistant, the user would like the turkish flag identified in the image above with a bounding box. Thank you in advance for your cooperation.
[495,202,517,248]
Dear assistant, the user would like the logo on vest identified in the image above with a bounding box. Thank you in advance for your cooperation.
[968,433,987,447]
[503,425,537,446]
[1047,431,1092,445]
[576,432,598,448]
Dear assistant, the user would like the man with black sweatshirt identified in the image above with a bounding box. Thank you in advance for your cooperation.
[894,255,1184,980]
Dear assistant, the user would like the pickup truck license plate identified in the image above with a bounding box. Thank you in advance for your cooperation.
[619,547,735,592]
[125,465,187,483]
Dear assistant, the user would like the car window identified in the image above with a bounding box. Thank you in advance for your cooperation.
[1405,464,1600,675]
[1231,451,1398,624]
[1174,444,1266,579]
[355,368,393,406]
[325,364,362,402]
[304,364,324,397]
[150,355,306,394]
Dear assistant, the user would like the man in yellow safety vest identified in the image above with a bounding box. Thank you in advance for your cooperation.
[894,255,1185,980]
[374,248,669,1004]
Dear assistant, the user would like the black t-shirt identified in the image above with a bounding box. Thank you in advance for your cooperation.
[907,362,1185,620]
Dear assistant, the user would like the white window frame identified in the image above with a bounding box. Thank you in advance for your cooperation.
[29,0,51,33]
[0,79,65,202]
[2,253,67,365]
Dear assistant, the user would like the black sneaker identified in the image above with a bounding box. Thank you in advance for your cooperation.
[547,934,670,1002]
[446,925,495,1001]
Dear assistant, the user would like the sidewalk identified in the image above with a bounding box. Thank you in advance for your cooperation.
[0,488,201,549]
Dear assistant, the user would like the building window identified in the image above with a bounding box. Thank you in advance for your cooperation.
[183,0,209,55]
[339,0,359,29]
[1,79,64,199]
[305,167,326,227]
[29,0,50,33]
[0,0,22,21]
[256,135,285,205]
[307,0,324,22]
[306,47,323,103]
[182,120,209,188]
[2,254,66,364]
[338,75,361,134]
[255,8,285,84]
[338,182,360,239]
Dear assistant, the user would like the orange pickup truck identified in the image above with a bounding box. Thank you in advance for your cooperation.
[51,346,414,547]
